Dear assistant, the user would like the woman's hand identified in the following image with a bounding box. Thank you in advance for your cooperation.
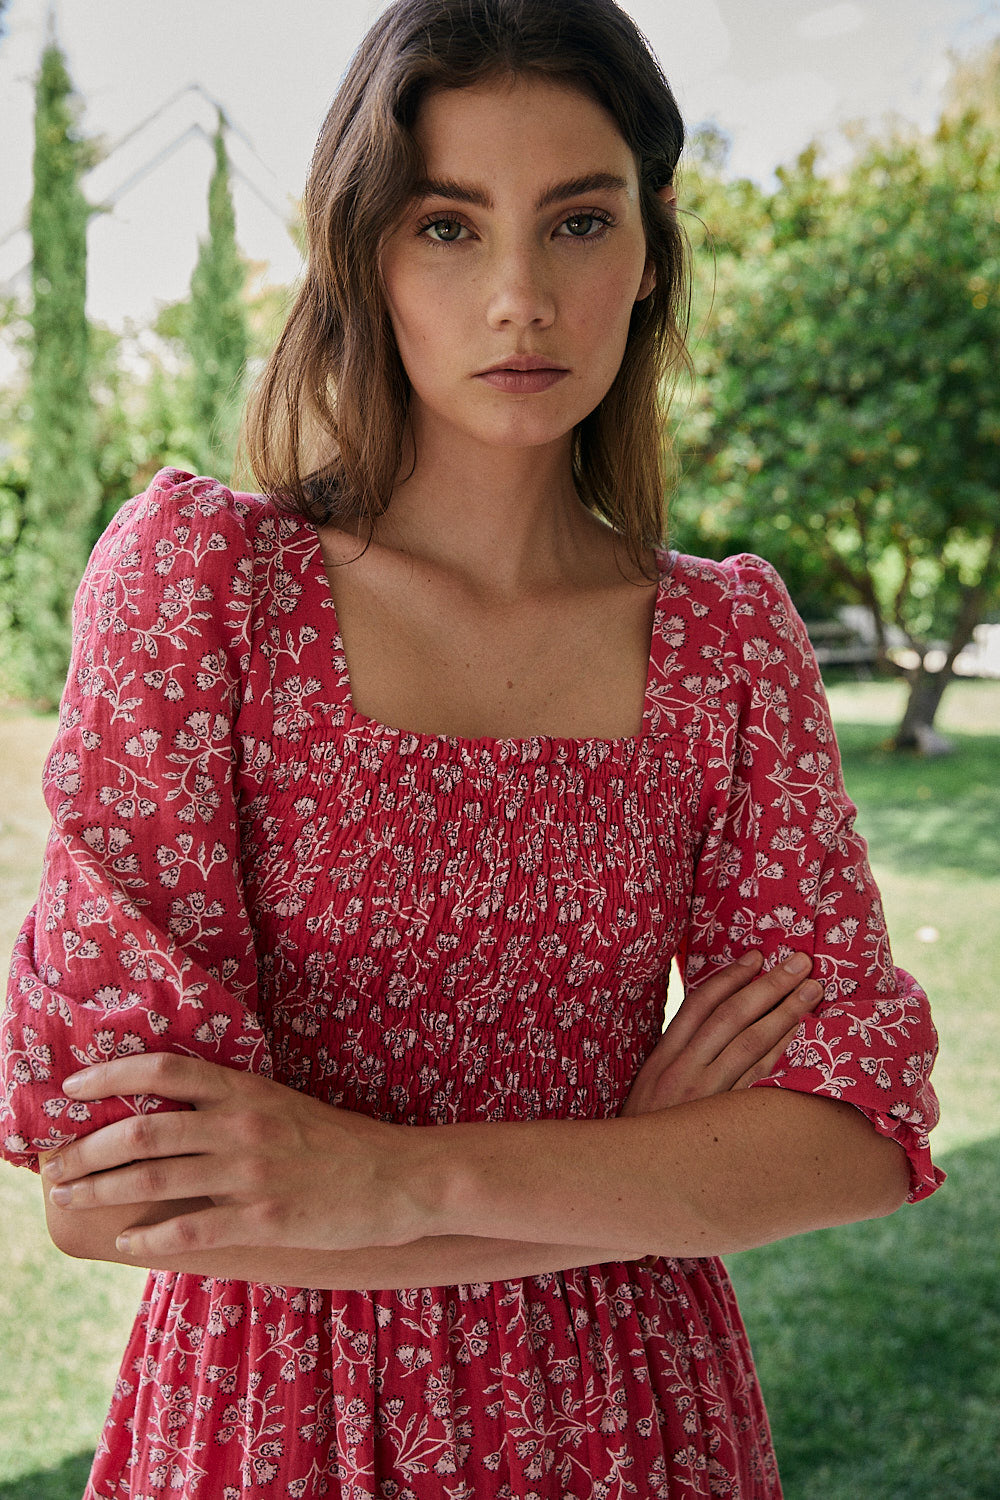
[621,951,822,1117]
[40,1056,422,1262]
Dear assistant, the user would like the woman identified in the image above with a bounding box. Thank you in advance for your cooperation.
[1,1,941,1495]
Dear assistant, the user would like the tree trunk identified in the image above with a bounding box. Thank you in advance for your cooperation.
[893,666,954,752]
[893,529,1000,752]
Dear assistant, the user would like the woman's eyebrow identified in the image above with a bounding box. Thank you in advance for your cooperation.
[412,171,630,211]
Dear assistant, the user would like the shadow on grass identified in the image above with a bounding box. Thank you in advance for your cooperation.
[727,1135,1000,1500]
[836,724,1000,880]
[0,1450,92,1500]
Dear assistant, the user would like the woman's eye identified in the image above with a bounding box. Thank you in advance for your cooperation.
[421,219,467,243]
[559,213,609,239]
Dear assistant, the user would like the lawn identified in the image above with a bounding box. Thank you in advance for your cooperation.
[0,680,997,1496]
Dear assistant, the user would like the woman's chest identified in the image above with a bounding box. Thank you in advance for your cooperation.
[233,735,705,1118]
[321,554,661,742]
[235,735,703,1006]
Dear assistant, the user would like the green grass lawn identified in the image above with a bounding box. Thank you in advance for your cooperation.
[0,681,997,1496]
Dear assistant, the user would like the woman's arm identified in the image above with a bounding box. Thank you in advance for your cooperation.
[42,1096,904,1289]
[425,1088,910,1259]
[41,1066,906,1287]
[1,473,272,1178]
[43,1185,624,1289]
[41,950,828,1287]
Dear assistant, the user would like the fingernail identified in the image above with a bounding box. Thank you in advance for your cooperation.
[62,1072,87,1093]
[735,950,763,967]
[782,952,811,976]
[801,980,824,1003]
[115,1234,131,1255]
[49,1185,73,1206]
[42,1155,64,1181]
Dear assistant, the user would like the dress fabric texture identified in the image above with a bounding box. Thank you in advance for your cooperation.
[1,470,941,1499]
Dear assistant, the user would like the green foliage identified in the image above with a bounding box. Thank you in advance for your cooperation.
[88,325,200,537]
[0,471,27,697]
[674,93,1000,743]
[12,44,100,707]
[185,114,249,479]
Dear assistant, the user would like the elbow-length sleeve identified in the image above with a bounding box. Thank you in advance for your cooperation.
[1,469,272,1170]
[680,553,942,1202]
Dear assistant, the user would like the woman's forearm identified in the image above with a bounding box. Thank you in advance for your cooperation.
[412,1089,910,1257]
[149,1236,631,1289]
[42,1084,909,1280]
[43,1185,625,1288]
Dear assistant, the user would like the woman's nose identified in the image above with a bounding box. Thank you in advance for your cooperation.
[484,246,556,330]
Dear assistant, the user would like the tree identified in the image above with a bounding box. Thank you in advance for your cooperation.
[185,113,249,479]
[675,104,1000,750]
[13,40,100,706]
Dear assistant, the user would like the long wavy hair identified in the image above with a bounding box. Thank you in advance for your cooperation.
[242,0,690,567]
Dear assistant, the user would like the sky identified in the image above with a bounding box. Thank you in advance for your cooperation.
[0,0,998,334]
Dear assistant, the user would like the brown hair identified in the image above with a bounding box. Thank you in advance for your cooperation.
[242,0,689,567]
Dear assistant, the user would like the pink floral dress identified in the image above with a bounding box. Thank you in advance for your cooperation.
[1,470,941,1499]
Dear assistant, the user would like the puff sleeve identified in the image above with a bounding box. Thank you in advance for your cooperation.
[681,554,943,1202]
[0,469,272,1169]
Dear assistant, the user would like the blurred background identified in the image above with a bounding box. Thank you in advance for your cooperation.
[0,2,998,1496]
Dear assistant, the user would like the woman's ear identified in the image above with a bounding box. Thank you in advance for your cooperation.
[636,183,678,301]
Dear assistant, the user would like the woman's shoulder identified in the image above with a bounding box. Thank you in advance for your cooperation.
[656,547,798,621]
[653,548,816,675]
[100,468,274,556]
[91,467,325,588]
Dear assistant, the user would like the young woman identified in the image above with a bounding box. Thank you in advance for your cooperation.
[1,1,941,1495]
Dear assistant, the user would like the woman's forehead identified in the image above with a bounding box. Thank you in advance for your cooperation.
[411,76,640,196]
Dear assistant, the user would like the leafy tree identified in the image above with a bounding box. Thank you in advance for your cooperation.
[185,113,249,479]
[13,41,100,706]
[87,324,196,536]
[675,104,1000,750]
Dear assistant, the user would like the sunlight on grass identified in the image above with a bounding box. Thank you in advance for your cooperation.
[0,1164,146,1485]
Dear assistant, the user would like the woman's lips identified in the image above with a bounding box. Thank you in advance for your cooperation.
[474,368,569,393]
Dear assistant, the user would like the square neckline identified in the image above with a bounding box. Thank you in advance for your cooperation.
[300,518,673,750]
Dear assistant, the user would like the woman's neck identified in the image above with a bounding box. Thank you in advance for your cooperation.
[367,425,609,600]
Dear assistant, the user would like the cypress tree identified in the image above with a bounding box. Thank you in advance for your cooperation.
[186,113,248,478]
[15,39,99,705]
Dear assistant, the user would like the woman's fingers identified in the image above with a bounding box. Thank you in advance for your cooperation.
[42,1108,223,1200]
[61,1052,237,1108]
[47,1145,234,1211]
[114,1203,246,1260]
[733,1019,808,1090]
[621,954,825,1115]
[689,954,816,1064]
[658,952,814,1073]
[41,1054,414,1256]
[43,1056,267,1201]
[720,979,824,1086]
[658,951,764,1057]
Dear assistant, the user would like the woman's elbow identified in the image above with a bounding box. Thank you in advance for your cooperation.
[40,1178,138,1264]
[42,1186,100,1260]
[865,1135,911,1219]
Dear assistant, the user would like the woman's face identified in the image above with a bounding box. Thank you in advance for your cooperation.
[380,74,659,462]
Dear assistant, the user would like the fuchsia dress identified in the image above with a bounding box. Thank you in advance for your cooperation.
[1,470,941,1499]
